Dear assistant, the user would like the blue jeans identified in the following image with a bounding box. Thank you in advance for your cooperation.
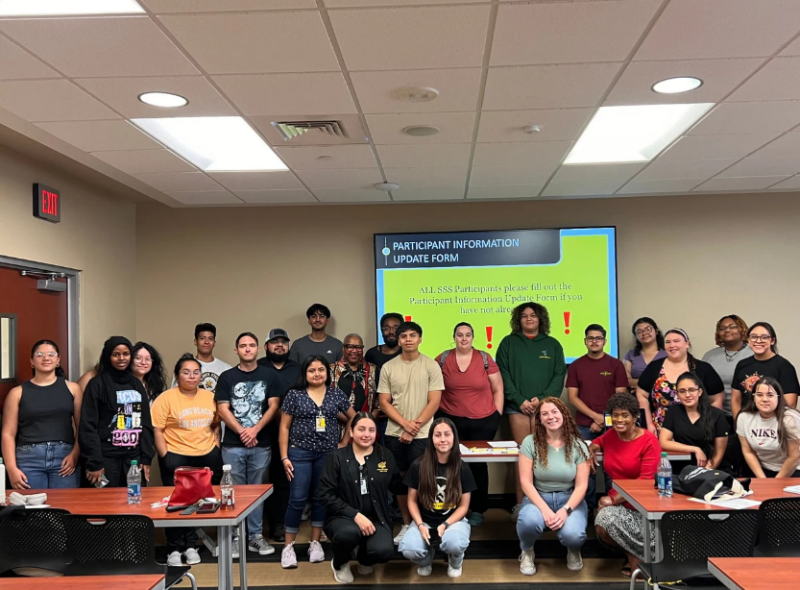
[399,519,471,567]
[284,446,329,534]
[15,441,79,489]
[578,425,603,511]
[517,493,587,550]
[223,446,271,540]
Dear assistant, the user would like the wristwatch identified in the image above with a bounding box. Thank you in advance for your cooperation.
[443,521,451,529]
[565,506,573,516]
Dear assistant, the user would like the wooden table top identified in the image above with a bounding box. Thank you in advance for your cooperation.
[613,478,800,518]
[0,574,165,590]
[709,557,800,590]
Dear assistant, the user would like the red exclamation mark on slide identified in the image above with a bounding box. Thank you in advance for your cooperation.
[404,315,412,321]
[564,311,571,335]
[486,326,493,349]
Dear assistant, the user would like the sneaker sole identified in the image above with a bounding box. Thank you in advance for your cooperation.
[520,567,537,576]
[282,563,298,569]
[567,562,584,571]
[249,547,277,555]
[331,559,353,584]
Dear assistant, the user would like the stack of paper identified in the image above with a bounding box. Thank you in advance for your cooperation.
[783,485,800,495]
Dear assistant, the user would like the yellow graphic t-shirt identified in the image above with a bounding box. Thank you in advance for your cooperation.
[151,387,218,456]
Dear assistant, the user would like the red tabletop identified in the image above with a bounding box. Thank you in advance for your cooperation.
[0,574,165,590]
[709,557,800,590]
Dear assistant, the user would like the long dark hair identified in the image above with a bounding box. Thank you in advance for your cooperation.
[131,341,166,402]
[30,340,66,379]
[293,355,332,389]
[632,317,665,355]
[416,418,463,512]
[747,322,778,354]
[510,302,550,335]
[741,376,800,454]
[675,372,715,457]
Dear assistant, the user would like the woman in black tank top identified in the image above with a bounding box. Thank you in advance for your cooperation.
[1,340,83,489]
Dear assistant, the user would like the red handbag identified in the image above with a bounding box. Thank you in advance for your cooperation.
[167,467,214,509]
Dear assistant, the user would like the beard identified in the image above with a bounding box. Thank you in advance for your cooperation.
[384,335,399,348]
[266,350,289,363]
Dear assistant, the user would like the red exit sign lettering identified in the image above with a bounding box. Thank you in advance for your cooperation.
[33,183,61,223]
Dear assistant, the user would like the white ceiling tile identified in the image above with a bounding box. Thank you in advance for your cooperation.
[781,35,800,56]
[0,36,59,80]
[295,168,383,189]
[329,5,490,71]
[658,133,778,162]
[207,171,302,191]
[213,73,356,115]
[718,155,800,177]
[689,101,800,136]
[769,175,800,190]
[171,191,243,205]
[314,188,391,203]
[617,178,705,194]
[551,163,644,184]
[383,167,467,188]
[483,63,623,110]
[325,0,487,5]
[694,175,791,191]
[142,0,314,12]
[477,108,593,143]
[634,157,738,180]
[365,112,476,145]
[605,58,762,106]
[376,144,471,168]
[75,76,235,118]
[0,17,197,77]
[159,12,339,74]
[135,172,223,192]
[747,132,800,159]
[392,186,465,201]
[728,58,800,102]
[274,146,377,169]
[351,68,482,114]
[234,189,317,204]
[542,181,624,197]
[92,149,195,175]
[635,0,800,60]
[472,141,573,168]
[469,166,554,187]
[36,120,159,151]
[492,1,660,66]
[0,80,118,122]
[467,184,544,200]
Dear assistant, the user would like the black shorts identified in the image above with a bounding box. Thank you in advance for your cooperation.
[385,435,426,473]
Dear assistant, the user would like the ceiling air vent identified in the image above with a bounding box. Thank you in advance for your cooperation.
[272,120,348,142]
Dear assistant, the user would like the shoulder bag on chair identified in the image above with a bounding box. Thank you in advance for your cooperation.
[673,465,751,502]
[166,467,214,511]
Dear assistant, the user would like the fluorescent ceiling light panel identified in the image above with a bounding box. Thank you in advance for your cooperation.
[565,104,713,164]
[0,0,144,16]
[132,116,288,171]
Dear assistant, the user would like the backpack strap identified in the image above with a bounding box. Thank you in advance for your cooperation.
[438,349,451,368]
[479,351,489,372]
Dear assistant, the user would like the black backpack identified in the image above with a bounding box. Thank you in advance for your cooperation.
[673,465,751,501]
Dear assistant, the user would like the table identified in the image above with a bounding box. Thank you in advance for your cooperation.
[30,484,272,590]
[0,574,165,590]
[708,557,800,590]
[460,440,691,463]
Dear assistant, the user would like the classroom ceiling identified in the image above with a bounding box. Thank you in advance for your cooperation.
[2,0,800,207]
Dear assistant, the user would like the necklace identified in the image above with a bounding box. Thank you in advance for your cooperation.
[724,346,743,362]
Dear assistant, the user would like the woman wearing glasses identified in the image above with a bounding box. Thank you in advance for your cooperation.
[623,318,667,391]
[731,322,799,419]
[131,341,167,405]
[1,340,83,489]
[701,316,753,417]
[331,334,379,416]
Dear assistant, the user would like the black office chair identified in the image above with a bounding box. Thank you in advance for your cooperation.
[62,514,197,590]
[754,497,800,556]
[630,509,759,590]
[0,507,70,576]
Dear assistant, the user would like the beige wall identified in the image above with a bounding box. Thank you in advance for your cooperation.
[0,144,137,375]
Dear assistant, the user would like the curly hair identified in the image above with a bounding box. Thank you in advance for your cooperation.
[510,302,551,335]
[606,392,640,417]
[131,341,167,403]
[531,397,588,469]
[714,315,749,347]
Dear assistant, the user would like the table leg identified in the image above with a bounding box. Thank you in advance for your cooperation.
[238,520,247,590]
[654,519,662,562]
[218,524,234,590]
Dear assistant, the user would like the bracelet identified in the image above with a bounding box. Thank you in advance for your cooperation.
[416,522,425,529]
[281,457,289,462]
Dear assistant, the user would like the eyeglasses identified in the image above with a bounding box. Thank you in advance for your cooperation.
[180,370,201,377]
[134,357,152,364]
[677,387,701,395]
[585,337,605,343]
[635,326,654,337]
[344,345,365,351]
[755,391,778,399]
[34,352,58,358]
[719,324,739,332]
[748,334,773,343]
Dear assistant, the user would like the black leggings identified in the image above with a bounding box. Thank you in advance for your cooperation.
[435,409,501,514]
[325,517,394,568]
[266,422,290,533]
[100,455,149,488]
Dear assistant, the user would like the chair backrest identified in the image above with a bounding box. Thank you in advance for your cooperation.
[660,509,759,565]
[755,497,800,557]
[62,514,165,576]
[0,507,71,575]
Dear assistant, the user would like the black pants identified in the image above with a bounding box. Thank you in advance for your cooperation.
[763,467,800,478]
[101,455,149,489]
[435,409,501,514]
[266,423,290,534]
[325,517,394,568]
[724,415,748,476]
[159,446,223,552]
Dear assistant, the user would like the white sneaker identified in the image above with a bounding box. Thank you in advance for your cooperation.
[281,543,298,569]
[167,551,182,567]
[248,534,276,555]
[232,536,240,559]
[447,554,463,578]
[308,540,326,563]
[357,563,374,575]
[331,558,354,584]
[417,565,432,576]
[184,547,201,565]
[519,548,536,576]
[510,504,522,523]
[393,524,410,545]
[567,547,583,571]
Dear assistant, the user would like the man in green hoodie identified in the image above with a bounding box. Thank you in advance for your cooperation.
[496,302,566,522]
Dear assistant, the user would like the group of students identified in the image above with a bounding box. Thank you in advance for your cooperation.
[2,302,800,581]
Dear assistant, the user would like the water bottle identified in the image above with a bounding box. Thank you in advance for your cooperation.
[221,464,235,509]
[0,458,6,505]
[127,460,142,505]
[657,452,673,497]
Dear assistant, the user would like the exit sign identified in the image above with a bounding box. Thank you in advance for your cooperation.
[33,183,60,223]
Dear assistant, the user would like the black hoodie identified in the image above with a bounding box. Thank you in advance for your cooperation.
[79,336,155,471]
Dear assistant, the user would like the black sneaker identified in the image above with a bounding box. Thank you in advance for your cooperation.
[270,526,286,543]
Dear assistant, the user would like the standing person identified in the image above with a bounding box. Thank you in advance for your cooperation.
[731,322,799,419]
[435,322,503,526]
[216,333,280,556]
[365,312,404,444]
[623,318,667,391]
[288,304,343,365]
[131,341,167,405]
[171,323,232,392]
[566,324,628,511]
[2,340,82,489]
[377,321,444,544]
[319,412,401,584]
[279,356,356,569]
[701,315,753,416]
[79,336,154,488]
[258,328,301,543]
[517,398,589,576]
[152,353,223,567]
[399,418,475,579]
[331,334,379,416]
[495,302,566,522]
[737,377,800,478]
[637,329,724,434]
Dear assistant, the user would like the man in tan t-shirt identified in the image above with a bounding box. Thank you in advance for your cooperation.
[378,321,444,544]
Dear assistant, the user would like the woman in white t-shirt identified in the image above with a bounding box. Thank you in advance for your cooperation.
[736,376,800,478]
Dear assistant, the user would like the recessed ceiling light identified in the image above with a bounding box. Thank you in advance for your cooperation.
[374,182,400,191]
[0,0,144,16]
[564,103,713,164]
[402,125,440,137]
[138,92,188,108]
[131,116,288,172]
[652,77,703,94]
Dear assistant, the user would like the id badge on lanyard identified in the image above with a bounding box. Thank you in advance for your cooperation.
[315,412,326,432]
[360,473,369,495]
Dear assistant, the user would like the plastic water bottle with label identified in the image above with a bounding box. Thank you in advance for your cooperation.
[657,452,673,497]
[221,464,235,509]
[127,460,142,504]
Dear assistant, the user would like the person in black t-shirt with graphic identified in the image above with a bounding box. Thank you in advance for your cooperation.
[732,322,799,420]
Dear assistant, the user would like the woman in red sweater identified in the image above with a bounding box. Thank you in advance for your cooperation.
[590,392,661,577]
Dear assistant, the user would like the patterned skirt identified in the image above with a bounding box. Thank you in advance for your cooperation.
[594,504,656,560]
